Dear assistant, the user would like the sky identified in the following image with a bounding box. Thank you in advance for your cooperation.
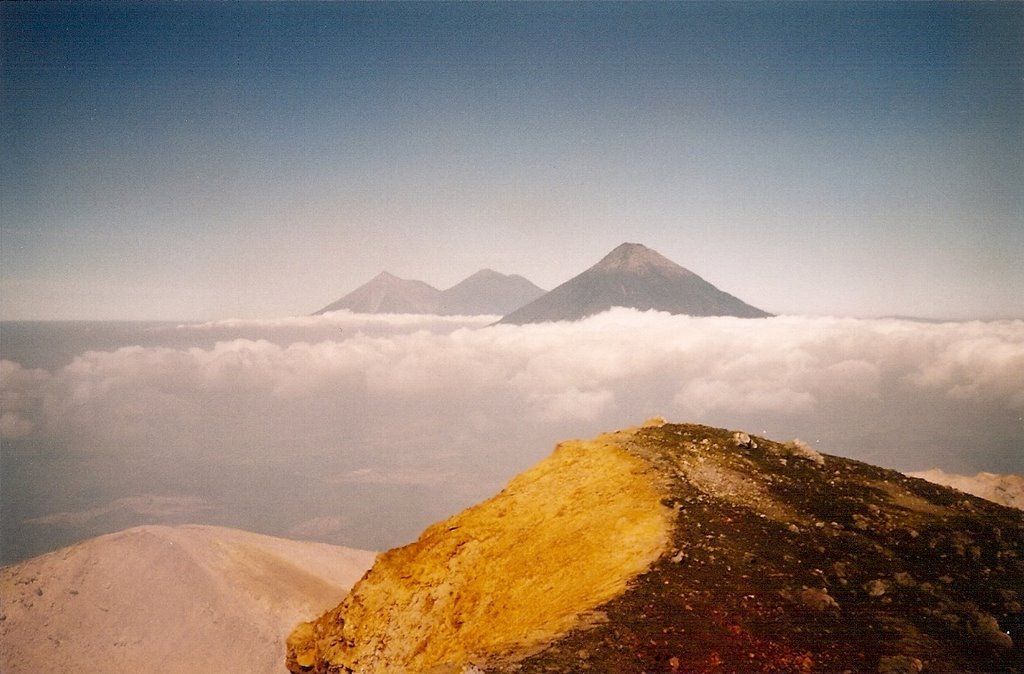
[1,1,1022,321]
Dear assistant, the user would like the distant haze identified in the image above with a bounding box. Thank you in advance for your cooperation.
[3,313,1021,565]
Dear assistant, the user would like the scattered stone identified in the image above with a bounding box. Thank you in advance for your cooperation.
[782,439,826,466]
[893,572,915,587]
[877,655,924,674]
[865,579,890,597]
[968,611,1014,649]
[797,587,840,612]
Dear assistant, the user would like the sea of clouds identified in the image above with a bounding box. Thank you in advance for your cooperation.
[2,310,1022,562]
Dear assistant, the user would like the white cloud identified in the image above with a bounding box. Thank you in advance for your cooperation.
[3,311,1022,473]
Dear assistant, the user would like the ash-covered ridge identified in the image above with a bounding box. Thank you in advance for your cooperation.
[287,420,1024,674]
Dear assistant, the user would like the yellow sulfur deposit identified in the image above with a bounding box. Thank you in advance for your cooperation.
[286,428,673,674]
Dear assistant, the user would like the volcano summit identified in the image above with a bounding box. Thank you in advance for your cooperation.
[287,421,1023,674]
[498,243,771,324]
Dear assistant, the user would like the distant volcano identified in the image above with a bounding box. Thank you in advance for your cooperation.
[315,272,441,315]
[314,270,544,316]
[498,242,771,324]
[436,269,545,316]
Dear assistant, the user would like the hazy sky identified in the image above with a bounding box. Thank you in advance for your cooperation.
[2,2,1022,320]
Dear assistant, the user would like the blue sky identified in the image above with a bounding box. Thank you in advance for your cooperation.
[2,2,1021,320]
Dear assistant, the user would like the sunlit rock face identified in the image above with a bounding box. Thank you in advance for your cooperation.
[286,423,673,673]
[287,421,1024,674]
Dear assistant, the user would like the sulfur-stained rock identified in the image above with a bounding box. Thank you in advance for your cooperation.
[286,428,672,674]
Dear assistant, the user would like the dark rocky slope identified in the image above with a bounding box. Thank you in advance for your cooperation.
[287,421,1023,674]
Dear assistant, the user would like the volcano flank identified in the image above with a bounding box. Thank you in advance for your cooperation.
[498,243,771,324]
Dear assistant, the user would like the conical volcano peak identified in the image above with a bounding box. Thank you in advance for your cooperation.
[594,242,693,276]
[497,243,771,324]
[372,271,406,283]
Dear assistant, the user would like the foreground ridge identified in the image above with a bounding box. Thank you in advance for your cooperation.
[287,421,1024,674]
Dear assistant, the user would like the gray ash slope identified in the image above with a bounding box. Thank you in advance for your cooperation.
[498,243,771,324]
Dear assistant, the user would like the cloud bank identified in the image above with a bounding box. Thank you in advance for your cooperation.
[3,310,1021,469]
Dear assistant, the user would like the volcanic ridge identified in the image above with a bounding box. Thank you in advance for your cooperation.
[315,269,544,316]
[287,420,1023,674]
[314,243,770,322]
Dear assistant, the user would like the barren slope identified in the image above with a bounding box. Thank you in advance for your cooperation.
[1,524,375,674]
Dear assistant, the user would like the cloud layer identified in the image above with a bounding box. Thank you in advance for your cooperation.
[3,310,1021,464]
[2,310,1022,559]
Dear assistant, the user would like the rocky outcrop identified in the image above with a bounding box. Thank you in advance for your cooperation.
[287,421,1024,674]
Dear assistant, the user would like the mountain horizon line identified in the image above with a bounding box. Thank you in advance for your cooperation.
[315,242,772,322]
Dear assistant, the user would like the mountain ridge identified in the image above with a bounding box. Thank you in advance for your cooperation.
[313,243,769,321]
[315,269,544,316]
[498,243,771,324]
